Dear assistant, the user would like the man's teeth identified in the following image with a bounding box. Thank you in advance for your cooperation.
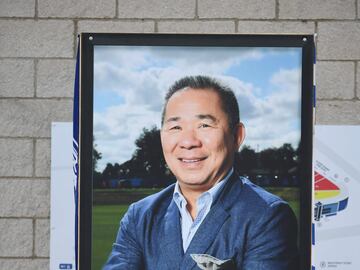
[182,159,201,163]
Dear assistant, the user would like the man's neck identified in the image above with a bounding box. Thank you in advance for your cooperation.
[177,168,234,219]
[177,185,200,220]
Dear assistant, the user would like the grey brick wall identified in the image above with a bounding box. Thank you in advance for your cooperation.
[0,0,359,268]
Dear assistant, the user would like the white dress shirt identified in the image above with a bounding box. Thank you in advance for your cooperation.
[172,168,233,252]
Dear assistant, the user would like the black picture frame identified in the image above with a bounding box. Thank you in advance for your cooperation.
[78,33,314,270]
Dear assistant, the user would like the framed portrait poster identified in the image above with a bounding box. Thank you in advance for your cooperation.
[78,33,314,270]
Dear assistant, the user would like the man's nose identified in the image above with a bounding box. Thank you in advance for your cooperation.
[178,129,201,149]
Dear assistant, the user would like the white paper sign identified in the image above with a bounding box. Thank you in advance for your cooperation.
[313,125,360,270]
[50,122,75,270]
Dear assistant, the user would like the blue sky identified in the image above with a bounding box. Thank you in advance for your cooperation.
[94,46,302,171]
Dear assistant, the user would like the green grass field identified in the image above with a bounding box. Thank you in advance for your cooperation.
[91,187,300,269]
[265,187,300,220]
[93,188,163,195]
[92,205,129,270]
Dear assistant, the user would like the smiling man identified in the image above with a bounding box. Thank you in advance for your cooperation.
[104,75,299,270]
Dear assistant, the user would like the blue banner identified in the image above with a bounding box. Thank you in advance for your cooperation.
[72,40,80,270]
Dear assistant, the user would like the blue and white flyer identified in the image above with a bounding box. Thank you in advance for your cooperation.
[50,123,75,270]
[313,125,360,269]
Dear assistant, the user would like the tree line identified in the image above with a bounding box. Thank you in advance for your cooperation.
[93,126,300,188]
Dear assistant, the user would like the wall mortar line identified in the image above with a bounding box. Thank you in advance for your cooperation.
[0,17,357,22]
[317,98,360,102]
[32,139,36,178]
[34,59,38,97]
[0,56,75,60]
[74,19,79,57]
[0,136,52,140]
[115,0,119,18]
[0,256,49,259]
[355,61,358,98]
[32,218,36,257]
[154,20,158,33]
[0,97,73,101]
[195,0,199,19]
[35,0,38,19]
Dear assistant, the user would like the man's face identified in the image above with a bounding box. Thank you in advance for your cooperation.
[161,88,245,191]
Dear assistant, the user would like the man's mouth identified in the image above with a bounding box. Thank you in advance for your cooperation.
[179,157,207,163]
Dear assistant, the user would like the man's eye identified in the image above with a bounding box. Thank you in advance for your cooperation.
[169,126,181,130]
[199,123,210,128]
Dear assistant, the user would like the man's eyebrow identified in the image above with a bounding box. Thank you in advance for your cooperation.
[164,114,218,123]
[165,116,180,123]
[196,114,218,122]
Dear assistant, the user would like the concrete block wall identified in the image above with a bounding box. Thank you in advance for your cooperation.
[0,0,359,269]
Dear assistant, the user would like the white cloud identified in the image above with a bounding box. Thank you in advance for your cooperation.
[241,68,302,151]
[94,103,161,170]
[93,46,302,170]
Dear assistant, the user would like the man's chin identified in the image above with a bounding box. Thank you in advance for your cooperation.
[177,177,213,190]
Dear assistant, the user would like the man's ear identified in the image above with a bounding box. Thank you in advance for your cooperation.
[234,122,245,149]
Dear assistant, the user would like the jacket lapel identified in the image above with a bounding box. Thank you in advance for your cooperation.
[180,173,243,270]
[160,199,184,269]
[181,203,230,269]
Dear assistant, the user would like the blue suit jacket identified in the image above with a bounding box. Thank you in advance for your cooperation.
[103,173,299,270]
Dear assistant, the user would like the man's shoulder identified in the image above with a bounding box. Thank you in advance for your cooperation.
[242,177,284,204]
[129,183,175,217]
[226,175,295,229]
[231,175,289,212]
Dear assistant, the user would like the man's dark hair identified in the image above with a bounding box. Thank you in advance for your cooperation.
[161,75,240,131]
